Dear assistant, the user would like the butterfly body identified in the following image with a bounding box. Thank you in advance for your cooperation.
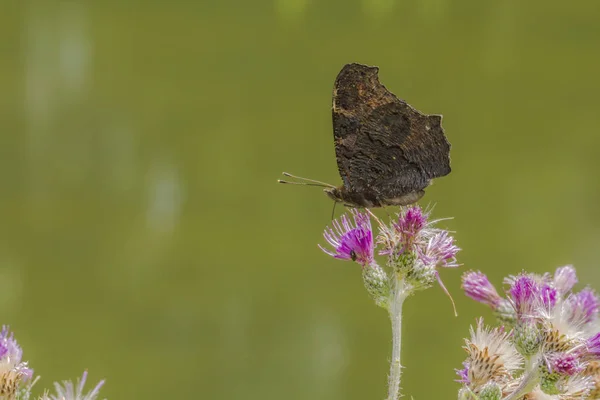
[324,185,425,208]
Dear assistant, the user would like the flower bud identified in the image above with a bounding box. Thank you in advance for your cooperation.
[513,323,542,357]
[362,263,390,309]
[479,382,502,400]
[462,271,502,309]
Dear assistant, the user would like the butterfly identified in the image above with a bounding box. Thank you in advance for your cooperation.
[280,63,451,208]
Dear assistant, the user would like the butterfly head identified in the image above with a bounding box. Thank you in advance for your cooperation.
[323,186,373,208]
[324,187,343,203]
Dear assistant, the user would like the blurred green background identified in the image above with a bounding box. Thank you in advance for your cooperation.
[1,0,600,398]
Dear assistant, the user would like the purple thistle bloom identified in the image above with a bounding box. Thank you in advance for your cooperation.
[0,325,33,381]
[394,206,427,241]
[548,353,581,376]
[567,288,599,325]
[554,265,578,294]
[509,275,540,318]
[320,209,374,267]
[462,271,502,309]
[422,231,460,268]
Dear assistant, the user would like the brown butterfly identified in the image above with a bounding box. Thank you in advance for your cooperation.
[280,63,451,208]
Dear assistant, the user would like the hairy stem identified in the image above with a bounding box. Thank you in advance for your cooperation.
[387,276,408,400]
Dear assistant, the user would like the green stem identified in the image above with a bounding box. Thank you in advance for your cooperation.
[387,276,408,400]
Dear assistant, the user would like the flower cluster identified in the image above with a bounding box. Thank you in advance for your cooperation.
[319,206,460,309]
[319,205,460,400]
[0,325,103,400]
[458,266,600,399]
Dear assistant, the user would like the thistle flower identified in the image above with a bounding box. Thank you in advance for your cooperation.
[0,325,106,400]
[459,319,522,396]
[0,326,33,398]
[39,370,104,400]
[386,206,461,267]
[378,205,430,258]
[509,274,542,320]
[320,209,374,266]
[393,205,427,249]
[319,210,391,307]
[373,206,460,297]
[462,271,503,309]
[422,230,460,268]
[546,353,582,376]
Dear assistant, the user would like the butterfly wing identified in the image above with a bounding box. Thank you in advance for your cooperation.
[332,63,451,201]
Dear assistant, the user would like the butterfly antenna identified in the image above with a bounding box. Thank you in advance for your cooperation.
[277,180,331,188]
[279,172,336,188]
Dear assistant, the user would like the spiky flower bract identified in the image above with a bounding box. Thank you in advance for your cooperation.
[460,318,522,398]
[458,266,600,399]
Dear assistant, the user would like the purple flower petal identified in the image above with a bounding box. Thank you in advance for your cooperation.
[422,231,460,268]
[394,206,427,239]
[587,332,600,357]
[455,362,470,384]
[540,284,558,309]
